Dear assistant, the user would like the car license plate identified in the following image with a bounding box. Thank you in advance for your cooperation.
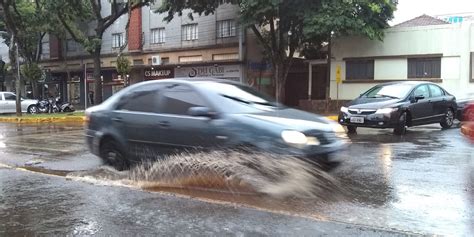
[350,117,364,124]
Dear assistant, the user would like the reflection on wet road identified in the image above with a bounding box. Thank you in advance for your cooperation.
[0,123,472,235]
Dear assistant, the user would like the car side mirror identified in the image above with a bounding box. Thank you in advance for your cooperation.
[188,106,217,119]
[415,95,425,101]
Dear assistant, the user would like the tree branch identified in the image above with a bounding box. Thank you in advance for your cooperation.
[57,13,85,45]
[249,24,272,56]
[90,0,103,20]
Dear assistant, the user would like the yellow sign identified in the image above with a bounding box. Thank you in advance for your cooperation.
[336,65,342,84]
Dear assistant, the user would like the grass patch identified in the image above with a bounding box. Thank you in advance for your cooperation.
[0,111,84,118]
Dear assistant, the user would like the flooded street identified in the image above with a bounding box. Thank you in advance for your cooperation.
[0,123,472,236]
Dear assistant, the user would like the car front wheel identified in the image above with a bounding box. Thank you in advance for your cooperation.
[100,139,129,171]
[347,125,357,134]
[27,105,38,114]
[393,112,407,135]
[440,108,454,129]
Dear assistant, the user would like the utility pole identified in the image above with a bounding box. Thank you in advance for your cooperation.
[15,42,22,117]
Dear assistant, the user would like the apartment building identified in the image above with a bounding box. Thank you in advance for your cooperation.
[37,1,262,107]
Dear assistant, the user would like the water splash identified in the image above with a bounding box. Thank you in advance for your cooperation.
[128,150,342,199]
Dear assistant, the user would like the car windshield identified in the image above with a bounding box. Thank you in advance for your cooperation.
[199,82,282,113]
[362,84,413,99]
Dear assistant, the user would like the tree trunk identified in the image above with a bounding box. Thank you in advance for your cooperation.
[273,60,291,105]
[93,49,103,104]
[32,80,39,99]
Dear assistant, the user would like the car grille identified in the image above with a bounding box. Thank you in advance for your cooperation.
[348,109,376,115]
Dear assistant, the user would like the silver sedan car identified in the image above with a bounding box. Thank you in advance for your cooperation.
[0,92,39,114]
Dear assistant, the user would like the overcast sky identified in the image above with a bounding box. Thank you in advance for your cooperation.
[392,0,474,24]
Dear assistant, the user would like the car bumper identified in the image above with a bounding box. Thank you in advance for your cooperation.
[85,129,100,156]
[338,111,400,128]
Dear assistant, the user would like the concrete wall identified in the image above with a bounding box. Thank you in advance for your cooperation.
[330,22,474,100]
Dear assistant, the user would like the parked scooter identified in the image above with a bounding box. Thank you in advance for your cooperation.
[53,97,75,112]
[36,98,51,113]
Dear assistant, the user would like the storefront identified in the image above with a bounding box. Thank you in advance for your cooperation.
[144,67,174,80]
[174,64,242,82]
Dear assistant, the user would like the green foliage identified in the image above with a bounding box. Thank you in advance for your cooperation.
[20,63,43,83]
[116,54,131,76]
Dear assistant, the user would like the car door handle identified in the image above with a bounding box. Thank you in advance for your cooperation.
[158,121,170,128]
[112,117,123,123]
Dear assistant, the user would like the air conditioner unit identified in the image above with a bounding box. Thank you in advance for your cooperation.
[151,55,161,65]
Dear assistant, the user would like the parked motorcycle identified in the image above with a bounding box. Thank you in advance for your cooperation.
[36,97,75,113]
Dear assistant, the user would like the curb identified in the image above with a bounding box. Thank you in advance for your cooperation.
[0,115,338,124]
[0,116,85,124]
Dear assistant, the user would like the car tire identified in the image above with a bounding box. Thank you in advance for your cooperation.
[27,105,38,114]
[440,108,454,129]
[393,112,407,135]
[347,125,357,134]
[100,139,129,171]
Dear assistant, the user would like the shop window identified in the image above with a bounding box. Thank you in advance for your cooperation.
[179,55,202,63]
[213,53,239,61]
[66,39,77,52]
[408,57,441,79]
[182,24,198,41]
[346,59,374,80]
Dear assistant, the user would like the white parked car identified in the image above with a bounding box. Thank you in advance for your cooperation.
[0,92,39,114]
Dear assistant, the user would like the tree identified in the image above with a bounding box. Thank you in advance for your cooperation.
[45,0,154,104]
[116,54,131,86]
[158,0,396,102]
[0,0,49,115]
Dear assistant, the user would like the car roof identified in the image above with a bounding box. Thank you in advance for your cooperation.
[376,81,437,87]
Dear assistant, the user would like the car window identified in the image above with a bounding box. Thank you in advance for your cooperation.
[4,93,16,101]
[161,84,207,115]
[117,90,161,113]
[413,85,430,98]
[363,84,413,99]
[429,85,445,97]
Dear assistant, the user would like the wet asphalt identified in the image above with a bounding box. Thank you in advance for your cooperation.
[0,122,472,236]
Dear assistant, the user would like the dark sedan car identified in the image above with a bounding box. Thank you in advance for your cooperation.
[86,78,348,170]
[339,81,457,135]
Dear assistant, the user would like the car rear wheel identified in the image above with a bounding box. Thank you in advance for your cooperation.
[440,108,454,129]
[347,125,357,134]
[100,139,129,171]
[27,105,38,114]
[393,112,407,135]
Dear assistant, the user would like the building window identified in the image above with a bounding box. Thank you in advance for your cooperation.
[346,60,374,80]
[213,53,239,61]
[151,28,166,44]
[179,55,202,63]
[41,41,50,59]
[112,33,124,48]
[161,57,170,65]
[408,57,441,79]
[66,39,77,52]
[182,24,198,41]
[217,20,236,38]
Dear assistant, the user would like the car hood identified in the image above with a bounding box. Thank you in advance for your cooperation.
[235,108,338,132]
[347,97,402,109]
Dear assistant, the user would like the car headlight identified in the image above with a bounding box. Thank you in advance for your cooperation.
[376,108,398,114]
[340,106,349,113]
[281,130,308,144]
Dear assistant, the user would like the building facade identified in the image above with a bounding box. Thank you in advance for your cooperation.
[37,1,268,108]
[326,16,474,101]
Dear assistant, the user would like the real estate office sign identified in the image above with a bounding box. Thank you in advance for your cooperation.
[175,65,241,81]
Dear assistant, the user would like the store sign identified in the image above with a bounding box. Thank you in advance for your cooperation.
[174,65,241,80]
[144,68,174,80]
